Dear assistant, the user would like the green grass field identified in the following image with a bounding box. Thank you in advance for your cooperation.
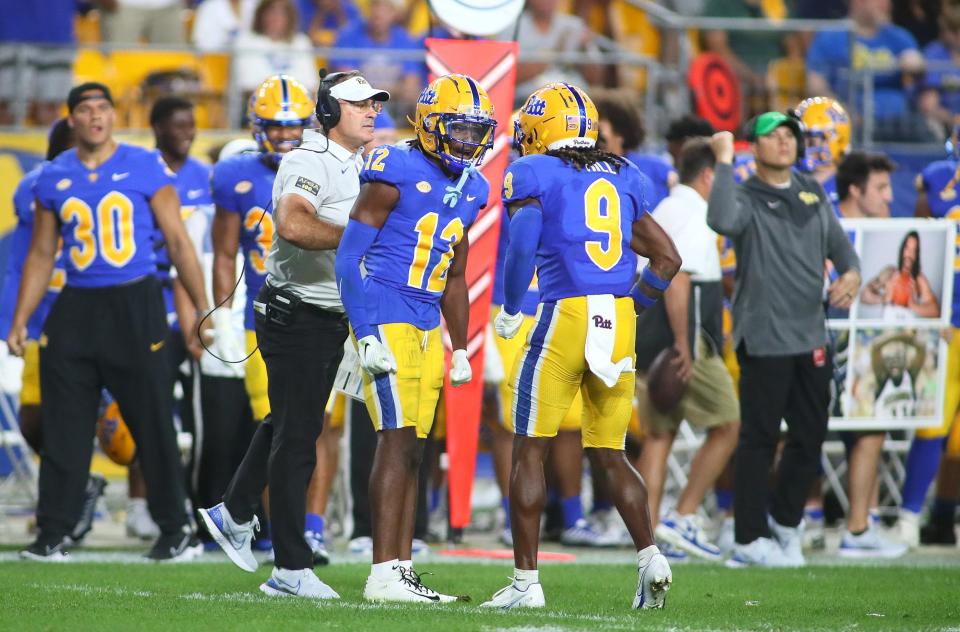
[2,558,958,631]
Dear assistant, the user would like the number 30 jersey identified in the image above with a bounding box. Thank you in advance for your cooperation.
[34,143,174,288]
[502,153,652,302]
[359,143,489,330]
[211,153,277,330]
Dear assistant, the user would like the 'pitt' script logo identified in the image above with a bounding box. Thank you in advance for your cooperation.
[524,96,547,116]
[418,89,438,105]
[798,191,820,205]
[592,315,613,330]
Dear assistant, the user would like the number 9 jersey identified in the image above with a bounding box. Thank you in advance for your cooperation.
[34,144,175,288]
[359,143,489,330]
[502,153,652,301]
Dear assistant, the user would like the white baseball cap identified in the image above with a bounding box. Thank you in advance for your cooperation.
[329,75,390,102]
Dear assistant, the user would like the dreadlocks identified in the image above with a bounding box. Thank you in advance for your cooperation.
[546,147,626,172]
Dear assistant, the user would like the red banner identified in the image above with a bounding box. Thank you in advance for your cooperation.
[426,38,518,529]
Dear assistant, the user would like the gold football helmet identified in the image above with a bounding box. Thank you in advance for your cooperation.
[412,74,496,172]
[248,74,314,158]
[514,83,599,156]
[795,96,851,170]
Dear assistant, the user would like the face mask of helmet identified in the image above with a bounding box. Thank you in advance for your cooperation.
[431,113,496,172]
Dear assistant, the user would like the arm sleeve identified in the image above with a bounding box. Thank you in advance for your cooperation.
[825,203,859,274]
[334,219,380,340]
[706,162,751,236]
[503,205,542,315]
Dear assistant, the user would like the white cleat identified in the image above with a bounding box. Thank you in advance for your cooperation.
[259,567,340,599]
[126,498,160,541]
[655,512,722,562]
[726,537,793,568]
[363,567,461,603]
[634,553,672,609]
[768,517,806,567]
[897,509,921,548]
[197,502,259,572]
[480,579,546,609]
[839,525,909,559]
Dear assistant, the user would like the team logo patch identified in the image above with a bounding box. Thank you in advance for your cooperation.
[592,315,613,330]
[87,173,98,183]
[524,96,547,116]
[295,176,320,196]
[416,181,432,193]
[234,180,253,194]
[941,187,957,202]
[418,88,438,105]
[565,115,580,131]
[56,178,72,191]
[798,191,820,205]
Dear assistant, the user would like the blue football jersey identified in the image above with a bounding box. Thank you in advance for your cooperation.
[34,144,174,288]
[212,153,277,331]
[821,173,839,213]
[502,154,650,302]
[625,151,674,209]
[0,166,67,339]
[359,143,488,330]
[919,158,960,327]
[153,153,214,328]
[733,154,757,183]
[492,206,539,316]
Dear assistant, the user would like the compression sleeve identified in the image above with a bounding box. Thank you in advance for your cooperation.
[334,219,379,340]
[503,205,542,315]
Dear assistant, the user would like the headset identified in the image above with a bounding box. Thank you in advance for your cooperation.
[316,68,354,132]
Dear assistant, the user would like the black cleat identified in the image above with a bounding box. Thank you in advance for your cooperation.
[147,530,204,562]
[920,519,957,546]
[69,474,108,545]
[20,537,70,562]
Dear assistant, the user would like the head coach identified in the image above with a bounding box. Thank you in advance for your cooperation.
[199,71,389,598]
[706,113,861,568]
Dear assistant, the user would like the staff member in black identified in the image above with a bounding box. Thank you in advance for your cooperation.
[199,71,389,599]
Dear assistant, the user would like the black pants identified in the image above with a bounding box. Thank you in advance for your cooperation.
[223,287,347,570]
[734,344,831,544]
[194,374,256,515]
[38,276,188,541]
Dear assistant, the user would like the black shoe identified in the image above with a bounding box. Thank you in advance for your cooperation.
[69,474,108,545]
[147,530,203,562]
[20,537,70,562]
[920,519,957,545]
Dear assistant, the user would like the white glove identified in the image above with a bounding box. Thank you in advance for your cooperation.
[211,308,245,364]
[357,334,397,375]
[449,348,472,387]
[494,307,524,340]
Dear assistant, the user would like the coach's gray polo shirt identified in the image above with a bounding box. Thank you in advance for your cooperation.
[265,129,364,311]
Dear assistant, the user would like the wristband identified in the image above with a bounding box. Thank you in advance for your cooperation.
[641,266,671,292]
[631,285,656,308]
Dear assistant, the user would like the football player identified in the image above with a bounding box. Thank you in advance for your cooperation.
[795,96,852,211]
[903,119,960,545]
[0,119,111,544]
[206,75,337,565]
[482,83,680,610]
[335,73,495,602]
[8,82,212,561]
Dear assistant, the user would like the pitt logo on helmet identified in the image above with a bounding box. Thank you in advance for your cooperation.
[514,83,599,156]
[248,74,315,160]
[411,74,497,173]
[795,96,850,171]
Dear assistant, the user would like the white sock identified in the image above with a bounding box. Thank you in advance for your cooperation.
[371,559,400,581]
[637,544,659,567]
[398,559,413,571]
[513,568,538,587]
[128,498,148,512]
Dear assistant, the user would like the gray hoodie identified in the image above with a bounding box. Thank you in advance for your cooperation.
[707,162,859,357]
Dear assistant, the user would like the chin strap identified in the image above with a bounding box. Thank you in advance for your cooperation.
[443,164,475,208]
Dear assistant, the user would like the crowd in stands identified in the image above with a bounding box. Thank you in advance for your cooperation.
[0,0,958,144]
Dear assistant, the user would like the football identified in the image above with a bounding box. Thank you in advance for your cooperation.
[96,400,137,466]
[647,347,688,413]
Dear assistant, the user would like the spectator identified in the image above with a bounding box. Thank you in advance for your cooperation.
[893,0,942,48]
[634,137,740,563]
[594,90,677,209]
[794,0,848,19]
[232,0,318,95]
[333,0,422,113]
[93,0,186,45]
[919,6,960,135]
[191,0,257,52]
[707,117,860,567]
[806,0,926,142]
[0,0,76,126]
[664,114,716,167]
[298,0,361,45]
[500,0,604,107]
[702,0,788,111]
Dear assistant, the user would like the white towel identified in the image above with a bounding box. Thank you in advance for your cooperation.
[585,294,634,387]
